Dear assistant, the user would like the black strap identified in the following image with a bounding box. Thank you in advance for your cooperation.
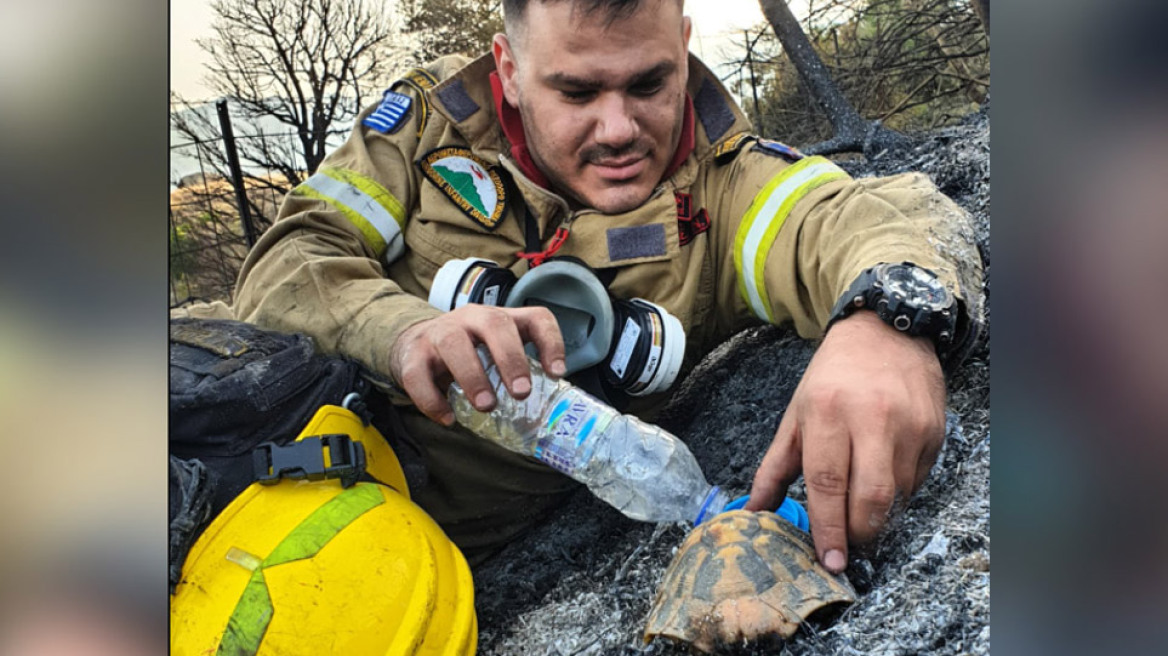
[523,205,542,254]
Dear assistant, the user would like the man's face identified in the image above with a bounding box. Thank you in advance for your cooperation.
[494,0,692,213]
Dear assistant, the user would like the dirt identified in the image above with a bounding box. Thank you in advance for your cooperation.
[471,108,991,656]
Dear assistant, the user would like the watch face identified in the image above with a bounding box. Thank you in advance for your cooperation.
[882,264,951,311]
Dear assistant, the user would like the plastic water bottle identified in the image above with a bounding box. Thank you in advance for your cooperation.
[448,349,730,525]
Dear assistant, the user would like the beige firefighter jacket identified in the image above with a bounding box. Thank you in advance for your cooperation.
[233,53,983,411]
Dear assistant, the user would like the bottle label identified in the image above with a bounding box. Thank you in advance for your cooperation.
[536,396,605,474]
[609,317,641,378]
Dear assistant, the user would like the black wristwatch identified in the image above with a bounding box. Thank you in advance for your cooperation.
[828,262,962,362]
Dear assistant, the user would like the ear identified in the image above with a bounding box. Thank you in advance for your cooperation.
[681,16,692,79]
[493,33,521,106]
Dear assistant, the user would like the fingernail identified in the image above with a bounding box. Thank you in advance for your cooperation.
[824,549,846,573]
[475,391,494,408]
[513,377,531,395]
[440,412,454,426]
[550,359,566,376]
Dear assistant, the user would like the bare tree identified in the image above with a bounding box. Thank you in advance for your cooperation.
[758,0,906,156]
[399,0,503,64]
[171,0,402,202]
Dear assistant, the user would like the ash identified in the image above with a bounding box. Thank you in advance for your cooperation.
[473,109,991,656]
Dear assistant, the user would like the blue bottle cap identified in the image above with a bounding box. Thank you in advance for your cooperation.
[723,494,809,532]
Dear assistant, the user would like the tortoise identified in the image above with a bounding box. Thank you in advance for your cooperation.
[644,510,856,653]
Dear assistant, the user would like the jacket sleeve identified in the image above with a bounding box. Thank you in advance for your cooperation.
[705,147,984,348]
[232,88,442,381]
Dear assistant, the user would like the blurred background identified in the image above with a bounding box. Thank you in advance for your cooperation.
[0,0,1164,653]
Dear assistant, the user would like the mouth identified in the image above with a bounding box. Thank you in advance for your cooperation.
[589,155,648,182]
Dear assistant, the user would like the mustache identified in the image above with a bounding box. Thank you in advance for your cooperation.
[581,142,650,164]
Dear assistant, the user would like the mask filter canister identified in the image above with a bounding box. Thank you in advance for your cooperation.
[428,258,517,311]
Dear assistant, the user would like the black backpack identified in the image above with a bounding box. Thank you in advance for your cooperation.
[168,318,424,591]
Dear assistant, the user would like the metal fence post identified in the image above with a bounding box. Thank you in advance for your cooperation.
[216,100,260,248]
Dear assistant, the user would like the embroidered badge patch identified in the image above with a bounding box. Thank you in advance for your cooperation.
[713,132,757,165]
[362,90,412,134]
[418,147,506,230]
[391,68,439,137]
[752,138,805,162]
[675,192,711,247]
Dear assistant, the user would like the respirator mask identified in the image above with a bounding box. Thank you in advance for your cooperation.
[429,257,685,397]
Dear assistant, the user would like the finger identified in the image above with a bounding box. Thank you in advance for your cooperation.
[436,328,496,412]
[514,306,566,377]
[803,414,852,574]
[847,430,897,544]
[744,410,801,511]
[473,309,533,399]
[398,354,453,426]
[912,439,943,496]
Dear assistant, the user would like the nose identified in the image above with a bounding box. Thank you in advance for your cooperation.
[593,93,640,148]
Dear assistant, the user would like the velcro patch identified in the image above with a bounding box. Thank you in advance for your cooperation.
[713,132,757,165]
[435,79,480,123]
[694,77,736,142]
[417,147,506,230]
[675,192,710,247]
[607,224,666,261]
[362,90,412,134]
[752,138,805,162]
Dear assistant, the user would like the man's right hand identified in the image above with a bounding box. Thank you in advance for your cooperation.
[389,304,567,426]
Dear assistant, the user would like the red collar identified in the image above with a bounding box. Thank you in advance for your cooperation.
[489,71,695,192]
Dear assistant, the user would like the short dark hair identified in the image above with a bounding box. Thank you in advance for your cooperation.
[503,0,648,33]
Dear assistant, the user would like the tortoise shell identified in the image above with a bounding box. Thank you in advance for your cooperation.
[644,510,855,653]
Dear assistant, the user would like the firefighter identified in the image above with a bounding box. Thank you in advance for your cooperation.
[233,0,984,574]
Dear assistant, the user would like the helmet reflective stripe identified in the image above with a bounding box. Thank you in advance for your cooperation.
[734,157,849,322]
[293,167,407,263]
[217,484,385,654]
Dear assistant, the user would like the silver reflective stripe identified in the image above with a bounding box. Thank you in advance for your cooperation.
[301,172,406,262]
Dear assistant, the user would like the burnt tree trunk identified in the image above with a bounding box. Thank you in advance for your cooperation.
[971,0,989,38]
[757,0,906,156]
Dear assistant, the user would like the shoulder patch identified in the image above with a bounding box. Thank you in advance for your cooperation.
[362,90,412,134]
[391,68,440,137]
[417,147,506,230]
[713,132,757,165]
[694,77,736,143]
[434,79,480,123]
[402,67,439,90]
[751,138,805,162]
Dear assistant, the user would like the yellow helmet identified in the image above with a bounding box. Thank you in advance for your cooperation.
[171,403,477,655]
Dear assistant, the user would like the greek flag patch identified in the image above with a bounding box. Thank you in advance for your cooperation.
[362,90,412,134]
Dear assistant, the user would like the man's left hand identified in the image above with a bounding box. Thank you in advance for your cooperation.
[743,311,946,574]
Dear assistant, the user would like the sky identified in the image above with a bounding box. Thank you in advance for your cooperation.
[170,0,811,100]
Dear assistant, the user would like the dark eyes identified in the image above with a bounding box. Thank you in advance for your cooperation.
[561,89,597,102]
[629,80,664,97]
[558,80,664,102]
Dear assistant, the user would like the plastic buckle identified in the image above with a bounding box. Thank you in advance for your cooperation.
[253,434,366,489]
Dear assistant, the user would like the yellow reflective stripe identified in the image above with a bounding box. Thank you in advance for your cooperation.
[292,168,406,261]
[216,485,384,655]
[735,156,850,322]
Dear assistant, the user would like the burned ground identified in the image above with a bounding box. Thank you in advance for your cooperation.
[472,109,991,656]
